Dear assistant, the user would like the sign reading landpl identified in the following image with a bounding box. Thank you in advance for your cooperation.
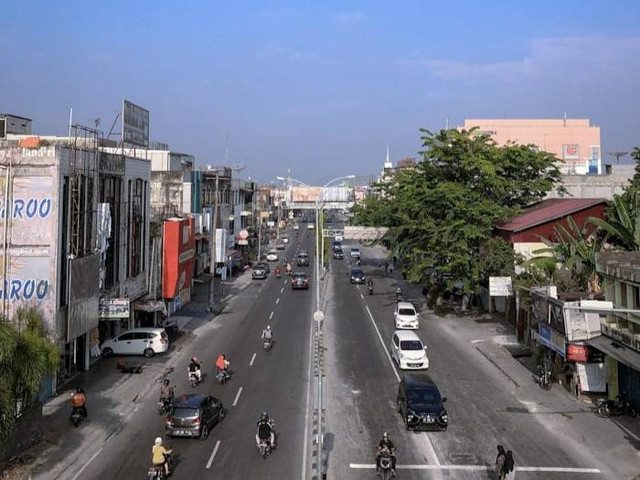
[122,99,150,147]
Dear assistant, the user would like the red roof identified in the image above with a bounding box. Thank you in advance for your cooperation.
[497,198,607,233]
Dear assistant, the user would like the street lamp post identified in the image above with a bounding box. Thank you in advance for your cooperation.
[208,169,221,312]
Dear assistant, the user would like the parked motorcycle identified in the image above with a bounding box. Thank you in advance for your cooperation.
[147,453,172,479]
[378,449,394,479]
[532,364,552,390]
[70,407,84,427]
[595,395,637,418]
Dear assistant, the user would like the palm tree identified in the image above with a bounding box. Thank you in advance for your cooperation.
[0,307,58,440]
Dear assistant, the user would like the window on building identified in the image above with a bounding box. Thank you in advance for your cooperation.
[128,179,146,278]
[620,282,628,308]
[99,176,122,289]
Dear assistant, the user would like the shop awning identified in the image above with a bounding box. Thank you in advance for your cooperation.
[133,299,167,316]
[587,335,640,372]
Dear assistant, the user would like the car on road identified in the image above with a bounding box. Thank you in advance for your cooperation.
[308,223,315,230]
[394,301,419,330]
[350,268,365,284]
[282,235,289,244]
[165,394,225,439]
[332,247,344,259]
[390,330,429,370]
[101,327,169,358]
[291,272,309,289]
[397,373,447,431]
[350,247,361,258]
[335,234,343,242]
[293,223,299,230]
[266,249,279,262]
[297,252,309,266]
[252,263,269,280]
[276,241,286,250]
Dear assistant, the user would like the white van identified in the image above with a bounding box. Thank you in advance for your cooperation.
[101,328,169,358]
[390,330,429,370]
[394,301,419,329]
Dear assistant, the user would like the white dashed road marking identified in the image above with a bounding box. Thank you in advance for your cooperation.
[360,293,364,299]
[280,287,284,293]
[276,298,280,305]
[269,311,274,320]
[249,353,256,366]
[233,387,243,407]
[205,440,221,469]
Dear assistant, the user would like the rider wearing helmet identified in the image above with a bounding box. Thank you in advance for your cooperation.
[216,354,230,375]
[188,357,202,382]
[152,437,172,475]
[376,432,396,475]
[262,325,273,341]
[256,411,276,448]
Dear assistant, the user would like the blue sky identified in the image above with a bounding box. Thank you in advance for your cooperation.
[1,1,639,183]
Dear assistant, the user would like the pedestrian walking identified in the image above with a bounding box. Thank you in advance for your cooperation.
[494,445,506,479]
[503,450,515,480]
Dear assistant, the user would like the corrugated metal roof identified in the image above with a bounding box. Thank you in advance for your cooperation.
[497,198,607,233]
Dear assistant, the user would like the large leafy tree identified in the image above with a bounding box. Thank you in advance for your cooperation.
[0,307,58,440]
[355,128,564,299]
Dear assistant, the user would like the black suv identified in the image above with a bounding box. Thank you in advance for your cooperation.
[350,268,365,284]
[332,247,344,259]
[165,394,225,439]
[397,373,448,431]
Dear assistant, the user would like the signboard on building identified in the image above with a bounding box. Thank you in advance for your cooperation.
[291,186,322,203]
[163,217,195,299]
[539,323,566,357]
[237,229,249,246]
[566,344,589,363]
[563,144,580,161]
[489,277,513,296]
[99,298,130,319]
[68,254,100,342]
[215,229,228,262]
[122,99,150,147]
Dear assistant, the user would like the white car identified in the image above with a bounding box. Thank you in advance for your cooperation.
[350,247,361,258]
[394,301,419,329]
[293,224,300,230]
[282,235,289,244]
[390,330,429,370]
[266,249,279,262]
[101,328,169,358]
[335,234,343,242]
[308,223,315,230]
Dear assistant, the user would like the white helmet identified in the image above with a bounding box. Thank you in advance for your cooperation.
[267,325,271,330]
[155,437,163,446]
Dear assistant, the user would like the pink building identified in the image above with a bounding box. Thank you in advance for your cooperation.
[463,118,601,175]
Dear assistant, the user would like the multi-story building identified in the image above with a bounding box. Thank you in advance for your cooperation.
[463,118,602,175]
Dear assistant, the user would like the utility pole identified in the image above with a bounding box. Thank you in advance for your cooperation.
[608,151,629,164]
[208,170,220,312]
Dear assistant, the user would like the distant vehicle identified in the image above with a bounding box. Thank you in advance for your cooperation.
[308,223,315,230]
[291,272,309,290]
[276,241,286,250]
[350,247,361,258]
[397,373,447,431]
[394,302,419,330]
[293,224,300,230]
[335,234,343,242]
[101,328,169,358]
[350,268,365,284]
[266,249,279,262]
[390,330,429,370]
[297,253,309,267]
[282,235,289,244]
[252,264,268,280]
[165,394,225,439]
[332,248,344,260]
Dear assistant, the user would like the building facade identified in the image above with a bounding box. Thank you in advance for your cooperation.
[463,118,602,175]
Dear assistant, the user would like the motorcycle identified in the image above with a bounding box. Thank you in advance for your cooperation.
[189,370,202,388]
[147,454,173,479]
[532,364,552,390]
[70,407,84,427]
[595,395,637,418]
[263,338,272,351]
[216,368,231,384]
[395,290,403,303]
[158,396,173,415]
[257,421,277,458]
[378,449,394,479]
[368,284,374,295]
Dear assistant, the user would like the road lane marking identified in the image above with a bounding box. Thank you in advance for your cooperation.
[364,305,440,467]
[205,440,221,469]
[71,446,103,480]
[269,311,274,320]
[276,298,280,305]
[233,386,243,407]
[250,353,256,366]
[280,287,284,293]
[301,305,314,480]
[349,464,601,473]
[360,293,364,299]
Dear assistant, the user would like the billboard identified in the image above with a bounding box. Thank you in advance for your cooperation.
[68,254,100,341]
[562,144,580,161]
[122,99,150,147]
[162,218,195,299]
[99,298,130,319]
[0,174,56,325]
[291,186,322,203]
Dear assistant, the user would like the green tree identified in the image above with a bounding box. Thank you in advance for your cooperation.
[354,128,564,302]
[0,307,58,440]
[587,192,640,251]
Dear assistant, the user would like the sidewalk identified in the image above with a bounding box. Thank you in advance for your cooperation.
[3,271,253,480]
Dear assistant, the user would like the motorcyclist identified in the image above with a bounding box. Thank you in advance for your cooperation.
[71,388,87,418]
[355,255,361,266]
[395,286,402,302]
[188,357,202,382]
[256,411,276,448]
[367,279,374,293]
[216,354,230,377]
[285,262,292,275]
[151,437,172,475]
[376,432,396,475]
[275,265,282,277]
[159,379,174,405]
[262,325,273,342]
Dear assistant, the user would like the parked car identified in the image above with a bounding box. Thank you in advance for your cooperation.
[101,328,169,358]
[350,247,361,258]
[266,249,279,262]
[165,394,225,439]
[397,373,447,431]
[332,248,344,259]
[291,272,309,289]
[390,330,429,370]
[297,253,310,267]
[394,301,419,330]
[308,223,315,230]
[350,268,365,284]
[252,263,269,280]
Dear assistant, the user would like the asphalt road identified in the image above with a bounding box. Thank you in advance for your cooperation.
[325,241,639,480]
[76,229,316,479]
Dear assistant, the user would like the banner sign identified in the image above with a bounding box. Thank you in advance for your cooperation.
[489,276,513,296]
[122,99,150,147]
[99,298,130,319]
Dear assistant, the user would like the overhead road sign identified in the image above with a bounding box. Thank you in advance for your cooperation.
[343,226,388,240]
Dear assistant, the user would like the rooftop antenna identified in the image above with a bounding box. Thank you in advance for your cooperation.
[445,117,450,130]
[225,133,229,164]
[608,151,629,164]
[92,118,101,130]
